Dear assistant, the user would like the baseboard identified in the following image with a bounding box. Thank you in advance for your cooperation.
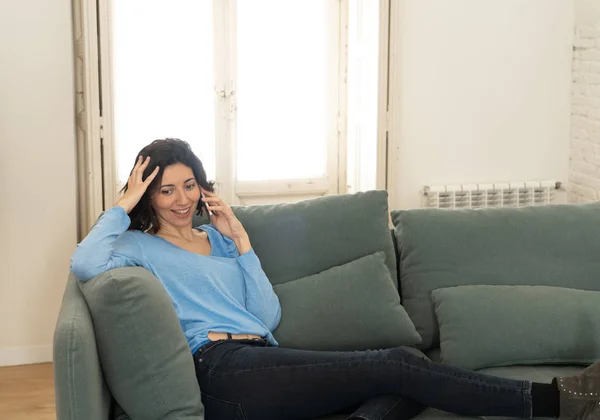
[0,345,53,367]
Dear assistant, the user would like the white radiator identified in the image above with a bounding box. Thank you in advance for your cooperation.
[422,181,559,209]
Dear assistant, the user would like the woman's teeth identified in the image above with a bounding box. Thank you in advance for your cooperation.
[172,209,190,215]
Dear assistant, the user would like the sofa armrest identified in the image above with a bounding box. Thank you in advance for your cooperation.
[53,274,111,420]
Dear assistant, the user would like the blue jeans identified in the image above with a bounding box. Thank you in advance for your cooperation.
[193,339,533,420]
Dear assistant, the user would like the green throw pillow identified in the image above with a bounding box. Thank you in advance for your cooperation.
[273,252,421,351]
[78,267,204,420]
[432,285,600,370]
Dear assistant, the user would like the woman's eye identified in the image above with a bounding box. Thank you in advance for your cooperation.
[161,190,172,195]
[186,183,196,190]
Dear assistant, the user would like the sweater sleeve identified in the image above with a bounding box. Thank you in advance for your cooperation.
[70,206,145,282]
[236,249,282,331]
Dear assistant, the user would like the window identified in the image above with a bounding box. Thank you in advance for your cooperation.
[112,0,216,184]
[74,0,390,230]
[236,1,332,182]
[346,0,381,193]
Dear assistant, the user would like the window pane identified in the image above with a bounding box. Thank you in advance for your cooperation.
[236,1,331,181]
[112,0,215,185]
[347,0,379,193]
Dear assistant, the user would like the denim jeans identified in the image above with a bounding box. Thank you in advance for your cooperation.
[193,339,532,420]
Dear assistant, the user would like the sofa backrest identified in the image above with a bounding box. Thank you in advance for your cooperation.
[392,202,600,350]
[194,190,398,287]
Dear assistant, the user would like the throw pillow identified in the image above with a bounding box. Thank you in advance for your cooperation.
[392,202,600,351]
[78,267,204,420]
[432,285,600,370]
[273,252,421,351]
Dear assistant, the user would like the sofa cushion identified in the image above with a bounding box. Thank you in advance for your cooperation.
[78,267,204,420]
[193,190,398,288]
[413,365,583,420]
[432,285,600,370]
[391,202,600,350]
[273,252,421,350]
[478,364,583,382]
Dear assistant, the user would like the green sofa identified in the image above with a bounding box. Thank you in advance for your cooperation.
[54,190,600,419]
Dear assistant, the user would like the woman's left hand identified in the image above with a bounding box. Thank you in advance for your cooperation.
[201,190,247,241]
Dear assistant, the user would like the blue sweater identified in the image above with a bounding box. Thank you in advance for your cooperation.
[70,206,281,354]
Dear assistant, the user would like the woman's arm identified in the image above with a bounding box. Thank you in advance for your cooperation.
[233,233,252,255]
[71,155,159,281]
[236,244,282,331]
[70,206,143,281]
[200,190,282,330]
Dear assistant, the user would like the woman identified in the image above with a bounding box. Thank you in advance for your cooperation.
[71,138,600,420]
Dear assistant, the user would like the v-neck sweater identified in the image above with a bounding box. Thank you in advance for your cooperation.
[70,206,281,353]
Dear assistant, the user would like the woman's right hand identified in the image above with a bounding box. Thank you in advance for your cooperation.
[116,156,160,214]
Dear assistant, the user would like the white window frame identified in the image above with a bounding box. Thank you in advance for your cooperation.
[379,0,396,210]
[73,0,105,235]
[98,0,118,212]
[212,0,346,205]
[73,0,394,235]
[384,0,398,210]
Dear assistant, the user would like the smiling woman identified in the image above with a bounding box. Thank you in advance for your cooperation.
[119,138,214,234]
[153,165,201,223]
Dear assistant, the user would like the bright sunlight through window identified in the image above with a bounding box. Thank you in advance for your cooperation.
[236,1,331,181]
[112,0,215,185]
[111,1,380,192]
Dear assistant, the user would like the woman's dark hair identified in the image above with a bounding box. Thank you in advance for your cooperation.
[120,138,215,233]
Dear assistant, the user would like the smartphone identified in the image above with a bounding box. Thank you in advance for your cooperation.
[201,192,213,217]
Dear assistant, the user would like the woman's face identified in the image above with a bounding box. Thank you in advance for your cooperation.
[151,163,201,230]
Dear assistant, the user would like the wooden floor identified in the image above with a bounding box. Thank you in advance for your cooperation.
[0,363,55,420]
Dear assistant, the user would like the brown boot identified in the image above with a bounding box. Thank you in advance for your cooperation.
[556,361,600,419]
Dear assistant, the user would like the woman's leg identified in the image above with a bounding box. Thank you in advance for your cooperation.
[193,339,533,420]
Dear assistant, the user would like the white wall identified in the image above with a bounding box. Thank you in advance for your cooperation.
[0,0,77,365]
[575,0,600,25]
[390,0,574,209]
[570,0,600,202]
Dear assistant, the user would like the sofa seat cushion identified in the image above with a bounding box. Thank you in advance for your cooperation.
[413,365,582,420]
[273,251,421,351]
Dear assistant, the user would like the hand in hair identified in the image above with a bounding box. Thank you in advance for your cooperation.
[116,155,160,214]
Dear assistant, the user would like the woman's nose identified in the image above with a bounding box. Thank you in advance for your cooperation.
[175,189,195,204]
[174,190,188,204]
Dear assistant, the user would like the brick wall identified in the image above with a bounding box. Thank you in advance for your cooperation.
[570,3,600,202]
